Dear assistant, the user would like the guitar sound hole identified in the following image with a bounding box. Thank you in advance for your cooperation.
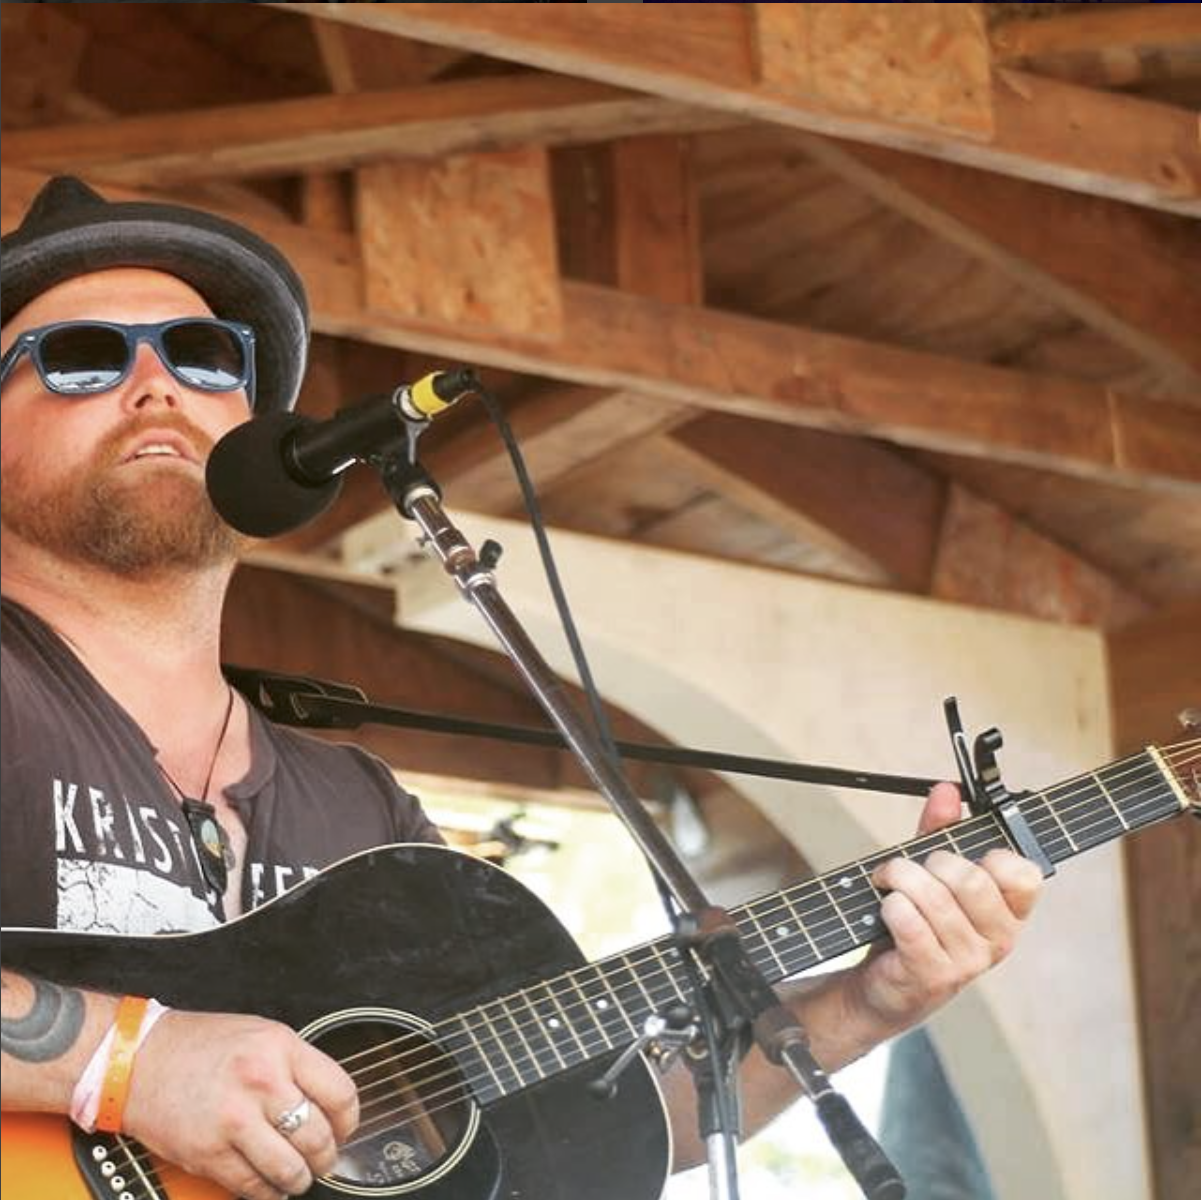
[306,1011,478,1193]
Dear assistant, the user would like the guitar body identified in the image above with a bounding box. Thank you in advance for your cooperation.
[0,845,671,1200]
[0,1113,228,1200]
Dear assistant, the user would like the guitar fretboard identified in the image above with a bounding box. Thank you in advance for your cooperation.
[439,746,1189,1105]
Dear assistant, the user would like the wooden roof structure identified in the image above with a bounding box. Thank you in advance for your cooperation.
[3,2,1197,631]
[1,7,1198,1195]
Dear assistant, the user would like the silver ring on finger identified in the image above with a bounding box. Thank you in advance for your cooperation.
[274,1095,311,1137]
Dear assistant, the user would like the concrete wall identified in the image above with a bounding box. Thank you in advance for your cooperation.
[373,511,1141,1200]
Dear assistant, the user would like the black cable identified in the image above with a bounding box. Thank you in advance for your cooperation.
[475,382,744,1194]
[476,387,622,762]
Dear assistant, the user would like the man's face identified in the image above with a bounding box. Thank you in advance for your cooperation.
[0,267,254,575]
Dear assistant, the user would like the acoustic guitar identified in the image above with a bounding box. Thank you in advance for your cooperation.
[2,737,1197,1200]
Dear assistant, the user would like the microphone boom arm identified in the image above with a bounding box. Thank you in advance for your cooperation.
[222,663,938,796]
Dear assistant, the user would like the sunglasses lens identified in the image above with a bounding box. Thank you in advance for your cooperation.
[40,324,129,393]
[163,322,247,391]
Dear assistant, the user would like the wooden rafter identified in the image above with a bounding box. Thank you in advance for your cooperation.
[281,2,1200,215]
[0,75,736,186]
[992,4,1201,65]
[928,483,1148,627]
[665,418,943,593]
[2,168,1194,495]
[421,386,691,516]
[408,129,1163,624]
[796,133,1200,386]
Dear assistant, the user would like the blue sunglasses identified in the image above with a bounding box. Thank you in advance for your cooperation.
[0,318,257,407]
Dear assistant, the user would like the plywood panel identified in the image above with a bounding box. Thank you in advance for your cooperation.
[358,148,563,340]
[755,3,993,137]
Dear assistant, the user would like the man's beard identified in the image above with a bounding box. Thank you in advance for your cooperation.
[1,418,246,575]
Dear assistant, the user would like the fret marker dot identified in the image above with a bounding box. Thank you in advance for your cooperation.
[775,925,791,938]
[839,876,853,889]
[548,1017,561,1030]
[596,998,609,1010]
[861,915,875,927]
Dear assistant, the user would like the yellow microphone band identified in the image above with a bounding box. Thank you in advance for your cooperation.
[408,372,453,418]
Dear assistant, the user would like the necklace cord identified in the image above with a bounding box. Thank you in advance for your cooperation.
[156,684,237,896]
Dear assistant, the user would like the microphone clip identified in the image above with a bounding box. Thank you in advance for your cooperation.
[389,367,483,464]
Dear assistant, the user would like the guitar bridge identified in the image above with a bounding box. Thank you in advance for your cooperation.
[71,1126,163,1200]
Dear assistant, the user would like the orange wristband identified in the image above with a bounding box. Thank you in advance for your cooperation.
[94,996,151,1134]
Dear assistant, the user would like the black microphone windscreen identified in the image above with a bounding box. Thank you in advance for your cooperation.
[206,412,344,538]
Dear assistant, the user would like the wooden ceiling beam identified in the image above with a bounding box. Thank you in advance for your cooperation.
[797,134,1200,386]
[314,253,1202,495]
[282,2,1200,215]
[0,74,736,186]
[665,418,943,593]
[991,4,1201,65]
[420,386,691,516]
[928,483,1148,627]
[658,416,1148,625]
[339,273,1197,495]
[4,168,1194,496]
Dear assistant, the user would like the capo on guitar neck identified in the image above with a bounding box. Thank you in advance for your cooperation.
[944,697,1056,878]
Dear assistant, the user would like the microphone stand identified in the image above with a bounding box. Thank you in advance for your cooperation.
[364,447,906,1200]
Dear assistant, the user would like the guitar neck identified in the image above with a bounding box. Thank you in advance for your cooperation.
[445,743,1194,1105]
[731,744,1191,988]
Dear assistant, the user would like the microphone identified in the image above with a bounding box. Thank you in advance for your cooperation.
[206,368,478,538]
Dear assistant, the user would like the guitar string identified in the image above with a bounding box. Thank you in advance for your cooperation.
[296,745,1193,1122]
[112,1132,167,1200]
[282,756,1201,1158]
[327,754,1197,1151]
[331,757,1202,1156]
[119,735,1192,1178]
[319,744,1202,1140]
[327,740,1201,1088]
[336,737,1201,1080]
[116,744,1196,1182]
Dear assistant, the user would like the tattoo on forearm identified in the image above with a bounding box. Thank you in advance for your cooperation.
[1,974,86,1062]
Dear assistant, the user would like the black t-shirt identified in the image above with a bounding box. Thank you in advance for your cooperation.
[1,596,442,934]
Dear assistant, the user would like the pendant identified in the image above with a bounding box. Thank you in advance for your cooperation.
[182,798,232,895]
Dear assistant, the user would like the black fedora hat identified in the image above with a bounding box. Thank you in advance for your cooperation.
[1,176,308,413]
